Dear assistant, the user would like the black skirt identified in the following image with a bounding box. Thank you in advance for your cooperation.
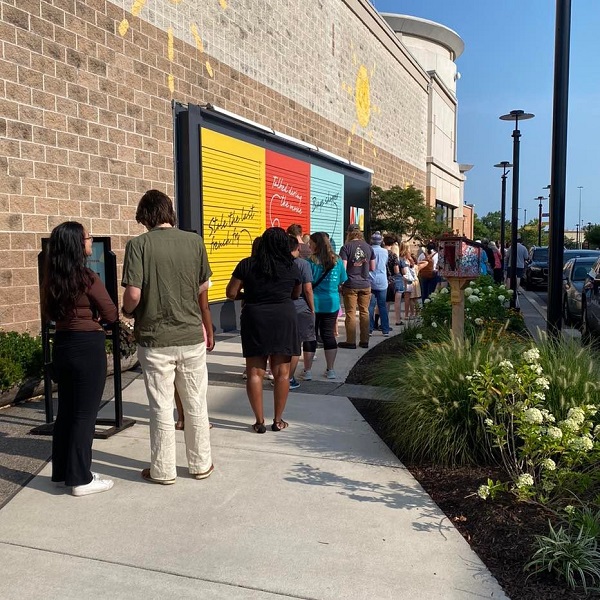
[240,300,300,358]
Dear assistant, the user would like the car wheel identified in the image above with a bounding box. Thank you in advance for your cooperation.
[581,302,593,345]
[563,295,571,326]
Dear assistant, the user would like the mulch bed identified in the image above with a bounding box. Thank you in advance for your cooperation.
[348,336,589,600]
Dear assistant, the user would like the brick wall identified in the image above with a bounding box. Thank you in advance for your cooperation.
[0,0,427,332]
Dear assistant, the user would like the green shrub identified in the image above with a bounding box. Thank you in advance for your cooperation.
[374,332,527,466]
[0,357,25,391]
[0,331,43,384]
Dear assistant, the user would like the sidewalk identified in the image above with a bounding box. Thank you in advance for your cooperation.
[0,320,507,599]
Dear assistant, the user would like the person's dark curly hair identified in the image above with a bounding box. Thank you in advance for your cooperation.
[135,189,176,229]
[252,227,293,280]
[41,221,94,321]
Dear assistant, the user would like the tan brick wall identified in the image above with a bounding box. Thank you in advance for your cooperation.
[0,0,426,332]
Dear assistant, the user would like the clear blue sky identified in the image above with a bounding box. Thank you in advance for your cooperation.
[372,0,599,230]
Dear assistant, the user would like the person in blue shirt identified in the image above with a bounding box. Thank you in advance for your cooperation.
[307,232,348,380]
[367,231,391,336]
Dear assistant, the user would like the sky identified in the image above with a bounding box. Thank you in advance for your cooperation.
[372,0,599,230]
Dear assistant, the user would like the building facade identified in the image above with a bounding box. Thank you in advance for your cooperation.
[0,1,466,331]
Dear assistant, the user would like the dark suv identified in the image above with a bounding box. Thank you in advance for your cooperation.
[524,247,600,289]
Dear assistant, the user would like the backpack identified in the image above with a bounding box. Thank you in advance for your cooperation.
[419,254,436,279]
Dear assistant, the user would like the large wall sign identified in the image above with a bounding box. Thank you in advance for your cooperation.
[310,165,345,253]
[265,150,310,233]
[201,128,266,302]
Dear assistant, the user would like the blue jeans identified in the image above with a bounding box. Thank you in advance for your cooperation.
[369,288,390,334]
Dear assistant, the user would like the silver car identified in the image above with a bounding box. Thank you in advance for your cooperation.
[563,256,596,326]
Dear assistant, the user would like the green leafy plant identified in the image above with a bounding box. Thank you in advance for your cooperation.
[526,521,600,593]
[374,332,526,465]
[105,320,137,359]
[0,357,25,391]
[0,331,43,391]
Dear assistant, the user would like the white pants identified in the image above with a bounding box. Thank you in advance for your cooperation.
[138,342,212,480]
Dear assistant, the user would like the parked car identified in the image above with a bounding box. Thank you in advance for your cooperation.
[524,247,600,289]
[562,256,597,326]
[581,258,600,343]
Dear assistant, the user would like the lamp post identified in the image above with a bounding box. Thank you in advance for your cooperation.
[577,186,583,248]
[575,223,580,247]
[500,110,535,309]
[494,162,512,268]
[536,196,545,246]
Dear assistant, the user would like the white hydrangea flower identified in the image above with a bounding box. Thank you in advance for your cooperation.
[499,284,506,290]
[516,473,534,488]
[472,287,480,295]
[484,418,493,427]
[523,408,544,425]
[474,317,484,326]
[488,286,494,292]
[416,333,423,340]
[464,287,473,297]
[585,404,598,416]
[440,287,449,294]
[546,426,563,440]
[570,436,594,452]
[431,322,438,328]
[533,392,546,402]
[424,299,431,304]
[477,485,490,500]
[507,289,514,296]
[498,295,506,302]
[523,348,541,364]
[535,377,550,390]
[541,458,556,471]
[533,365,543,375]
[470,281,476,286]
[499,360,513,370]
[594,424,600,437]
[565,505,575,514]
[567,407,586,425]
[560,418,581,433]
[468,295,480,303]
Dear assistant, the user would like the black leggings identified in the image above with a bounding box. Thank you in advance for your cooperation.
[310,311,338,350]
[51,331,107,487]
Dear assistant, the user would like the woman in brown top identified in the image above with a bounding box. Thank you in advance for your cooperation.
[41,222,118,496]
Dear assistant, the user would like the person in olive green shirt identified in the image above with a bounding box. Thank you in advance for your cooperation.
[122,190,214,484]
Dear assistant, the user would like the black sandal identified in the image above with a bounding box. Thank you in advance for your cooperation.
[271,419,289,432]
[252,421,266,434]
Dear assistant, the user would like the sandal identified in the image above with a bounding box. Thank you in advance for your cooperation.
[141,468,176,485]
[252,421,266,434]
[271,419,289,432]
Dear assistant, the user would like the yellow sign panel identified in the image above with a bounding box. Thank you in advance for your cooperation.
[201,128,266,301]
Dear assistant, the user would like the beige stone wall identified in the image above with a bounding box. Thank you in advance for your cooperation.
[0,0,427,331]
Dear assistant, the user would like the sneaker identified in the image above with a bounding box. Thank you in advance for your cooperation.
[338,342,357,349]
[265,369,274,380]
[289,377,300,390]
[383,332,390,337]
[359,342,369,349]
[193,464,214,480]
[325,369,337,380]
[242,370,247,380]
[72,473,114,497]
[302,369,312,381]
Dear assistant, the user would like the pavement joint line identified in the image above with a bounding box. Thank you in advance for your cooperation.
[0,540,320,600]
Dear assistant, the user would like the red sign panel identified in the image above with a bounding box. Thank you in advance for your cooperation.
[265,150,310,233]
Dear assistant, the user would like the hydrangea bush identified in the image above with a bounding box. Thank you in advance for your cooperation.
[468,346,600,503]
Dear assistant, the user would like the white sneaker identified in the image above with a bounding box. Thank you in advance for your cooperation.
[302,369,312,381]
[72,473,114,497]
[325,369,337,380]
[265,369,274,380]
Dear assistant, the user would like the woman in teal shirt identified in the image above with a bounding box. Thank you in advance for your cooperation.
[307,232,348,380]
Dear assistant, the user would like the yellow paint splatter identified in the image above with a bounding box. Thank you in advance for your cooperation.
[191,24,204,53]
[355,65,371,128]
[131,0,147,17]
[168,74,175,94]
[118,19,129,36]
[347,136,352,146]
[167,28,174,61]
[373,148,377,157]
[219,0,228,8]
[206,61,214,78]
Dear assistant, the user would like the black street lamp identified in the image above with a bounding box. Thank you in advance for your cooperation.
[494,161,512,267]
[575,222,580,246]
[536,196,546,246]
[500,110,535,309]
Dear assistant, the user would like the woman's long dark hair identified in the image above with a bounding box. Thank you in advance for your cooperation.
[252,227,293,280]
[41,221,93,321]
[309,232,337,271]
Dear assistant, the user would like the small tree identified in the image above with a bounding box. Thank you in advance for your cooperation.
[370,185,450,242]
[585,224,600,249]
[473,210,510,244]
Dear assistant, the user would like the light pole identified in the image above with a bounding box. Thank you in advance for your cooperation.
[575,223,580,247]
[577,186,583,248]
[500,109,535,309]
[536,196,545,246]
[494,161,512,268]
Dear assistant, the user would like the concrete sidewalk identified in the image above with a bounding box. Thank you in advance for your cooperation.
[0,324,507,599]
